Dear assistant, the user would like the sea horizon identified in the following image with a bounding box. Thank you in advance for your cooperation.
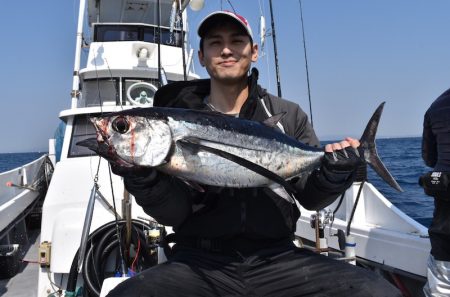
[0,135,422,154]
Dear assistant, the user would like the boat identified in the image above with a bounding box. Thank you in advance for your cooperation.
[296,181,430,296]
[0,154,53,279]
[36,1,200,296]
[1,1,432,296]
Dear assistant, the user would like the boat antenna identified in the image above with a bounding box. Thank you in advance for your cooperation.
[298,0,314,127]
[177,0,187,80]
[268,0,282,97]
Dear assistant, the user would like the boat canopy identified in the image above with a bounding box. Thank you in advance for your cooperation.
[87,0,190,27]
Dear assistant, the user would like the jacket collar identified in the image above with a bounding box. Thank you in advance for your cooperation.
[153,68,265,120]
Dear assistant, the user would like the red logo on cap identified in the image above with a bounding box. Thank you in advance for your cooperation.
[225,10,249,26]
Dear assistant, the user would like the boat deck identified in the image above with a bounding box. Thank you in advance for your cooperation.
[0,230,40,297]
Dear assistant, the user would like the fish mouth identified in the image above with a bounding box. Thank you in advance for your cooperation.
[76,138,134,168]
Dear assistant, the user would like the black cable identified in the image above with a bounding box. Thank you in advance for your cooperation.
[66,250,79,293]
[66,220,156,296]
[346,181,366,235]
[333,192,346,215]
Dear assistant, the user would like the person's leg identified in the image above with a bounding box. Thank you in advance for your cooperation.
[245,247,401,297]
[423,255,450,297]
[424,199,450,296]
[106,247,244,297]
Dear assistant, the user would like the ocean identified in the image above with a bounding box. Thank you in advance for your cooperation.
[364,137,433,227]
[0,137,433,227]
[0,152,47,173]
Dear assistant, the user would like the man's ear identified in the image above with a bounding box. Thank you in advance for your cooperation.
[198,50,205,67]
[251,43,258,62]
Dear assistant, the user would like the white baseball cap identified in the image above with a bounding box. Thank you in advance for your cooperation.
[197,10,253,40]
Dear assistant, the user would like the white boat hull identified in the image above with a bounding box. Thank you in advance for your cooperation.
[0,155,50,234]
[296,181,431,278]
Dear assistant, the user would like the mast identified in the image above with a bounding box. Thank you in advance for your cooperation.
[268,0,282,97]
[71,0,87,109]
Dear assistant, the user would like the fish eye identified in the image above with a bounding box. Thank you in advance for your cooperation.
[112,117,130,134]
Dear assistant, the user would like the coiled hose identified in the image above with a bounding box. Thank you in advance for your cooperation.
[66,220,158,297]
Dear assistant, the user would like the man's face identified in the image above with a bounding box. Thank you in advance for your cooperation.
[198,22,258,84]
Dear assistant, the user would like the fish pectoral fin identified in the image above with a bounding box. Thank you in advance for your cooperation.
[176,137,200,154]
[262,112,286,128]
[268,184,295,203]
[177,138,297,194]
[179,178,205,192]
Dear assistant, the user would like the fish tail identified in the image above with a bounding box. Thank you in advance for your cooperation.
[359,102,403,192]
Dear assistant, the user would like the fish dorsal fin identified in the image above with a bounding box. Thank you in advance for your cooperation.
[262,112,286,128]
[176,137,297,194]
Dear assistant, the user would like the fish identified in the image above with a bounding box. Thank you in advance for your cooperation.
[77,102,403,196]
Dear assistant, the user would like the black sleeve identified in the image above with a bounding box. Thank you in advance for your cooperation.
[124,171,197,227]
[288,106,355,210]
[293,153,357,210]
[422,110,437,168]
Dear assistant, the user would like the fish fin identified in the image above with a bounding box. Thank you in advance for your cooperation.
[359,102,403,192]
[181,136,269,152]
[268,184,295,203]
[177,138,297,194]
[179,178,205,192]
[262,112,286,128]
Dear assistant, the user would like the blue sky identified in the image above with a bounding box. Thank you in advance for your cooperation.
[1,0,450,153]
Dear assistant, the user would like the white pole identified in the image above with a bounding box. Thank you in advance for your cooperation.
[71,0,87,109]
[48,139,56,166]
[345,235,357,265]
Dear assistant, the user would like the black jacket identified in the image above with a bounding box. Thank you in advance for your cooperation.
[422,88,450,171]
[125,69,354,250]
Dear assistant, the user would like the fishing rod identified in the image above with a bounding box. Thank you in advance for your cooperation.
[157,0,163,86]
[268,0,282,98]
[298,0,314,127]
[178,0,187,81]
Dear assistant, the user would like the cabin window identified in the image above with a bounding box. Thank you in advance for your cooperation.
[68,116,98,158]
[96,25,139,42]
[94,24,182,47]
[81,79,120,107]
[143,27,182,47]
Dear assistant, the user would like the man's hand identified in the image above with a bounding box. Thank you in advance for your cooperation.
[324,137,360,153]
[321,137,365,182]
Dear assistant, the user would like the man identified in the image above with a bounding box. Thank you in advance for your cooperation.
[420,88,450,296]
[107,11,400,296]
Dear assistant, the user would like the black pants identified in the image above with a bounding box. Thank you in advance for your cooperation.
[429,199,450,261]
[107,245,401,297]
